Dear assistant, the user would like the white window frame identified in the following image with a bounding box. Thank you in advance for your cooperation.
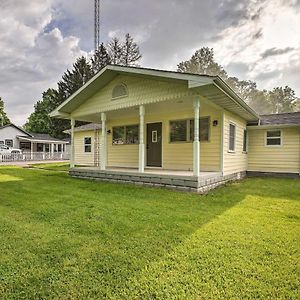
[84,137,92,153]
[242,129,248,153]
[228,122,236,153]
[265,129,282,147]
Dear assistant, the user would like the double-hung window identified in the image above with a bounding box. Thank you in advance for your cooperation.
[112,125,139,145]
[266,130,281,146]
[5,139,13,147]
[84,137,92,152]
[228,123,236,152]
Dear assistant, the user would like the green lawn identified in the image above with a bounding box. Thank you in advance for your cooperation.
[0,167,299,299]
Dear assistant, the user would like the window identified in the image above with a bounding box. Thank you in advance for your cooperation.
[169,117,210,143]
[84,137,92,152]
[112,125,139,145]
[112,84,128,100]
[266,130,281,146]
[0,140,4,144]
[229,123,236,152]
[5,139,13,147]
[190,117,210,141]
[243,130,247,152]
[170,120,187,142]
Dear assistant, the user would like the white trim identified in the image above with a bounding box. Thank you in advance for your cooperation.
[70,118,75,168]
[220,111,225,175]
[84,136,92,153]
[193,97,200,176]
[228,121,236,153]
[139,105,145,173]
[100,113,107,170]
[247,124,300,130]
[265,129,283,147]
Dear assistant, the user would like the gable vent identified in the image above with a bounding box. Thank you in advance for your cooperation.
[112,84,128,100]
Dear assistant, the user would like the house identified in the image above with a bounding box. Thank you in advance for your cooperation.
[0,124,69,159]
[51,65,300,192]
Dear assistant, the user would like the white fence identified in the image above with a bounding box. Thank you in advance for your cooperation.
[0,152,69,162]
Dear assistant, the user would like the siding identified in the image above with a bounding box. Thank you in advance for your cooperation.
[74,130,97,166]
[223,110,248,175]
[248,127,300,173]
[79,103,222,171]
[72,74,194,118]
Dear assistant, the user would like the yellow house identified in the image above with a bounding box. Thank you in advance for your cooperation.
[51,65,300,192]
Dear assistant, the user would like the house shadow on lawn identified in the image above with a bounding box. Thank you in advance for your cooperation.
[0,166,299,298]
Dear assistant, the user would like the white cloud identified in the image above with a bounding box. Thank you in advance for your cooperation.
[212,0,300,93]
[0,0,86,125]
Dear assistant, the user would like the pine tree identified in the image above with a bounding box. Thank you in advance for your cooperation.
[0,97,11,126]
[121,33,142,66]
[91,43,111,74]
[107,37,123,65]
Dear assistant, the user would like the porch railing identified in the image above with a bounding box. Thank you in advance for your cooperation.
[0,152,70,162]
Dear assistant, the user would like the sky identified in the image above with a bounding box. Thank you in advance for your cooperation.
[0,0,300,125]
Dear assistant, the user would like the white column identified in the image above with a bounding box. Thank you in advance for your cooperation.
[139,105,145,173]
[30,142,33,160]
[70,118,75,168]
[193,97,200,176]
[100,113,107,170]
[42,144,45,160]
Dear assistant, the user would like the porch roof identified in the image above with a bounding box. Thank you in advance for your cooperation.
[50,65,259,121]
[17,133,69,144]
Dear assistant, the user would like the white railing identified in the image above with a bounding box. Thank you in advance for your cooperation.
[0,152,70,162]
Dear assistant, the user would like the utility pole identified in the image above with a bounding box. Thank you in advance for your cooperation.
[94,0,100,52]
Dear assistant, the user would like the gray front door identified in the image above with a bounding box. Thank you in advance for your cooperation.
[147,122,162,167]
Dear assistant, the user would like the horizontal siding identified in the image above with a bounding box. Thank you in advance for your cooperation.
[223,111,248,175]
[74,130,97,166]
[72,74,194,117]
[104,103,222,171]
[248,128,300,173]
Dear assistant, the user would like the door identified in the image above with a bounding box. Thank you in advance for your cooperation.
[147,122,162,167]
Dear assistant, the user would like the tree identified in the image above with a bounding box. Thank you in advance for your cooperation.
[91,43,111,74]
[107,37,123,65]
[177,47,227,78]
[26,56,94,138]
[58,56,94,100]
[0,97,11,126]
[25,89,57,134]
[121,33,142,66]
[267,86,297,113]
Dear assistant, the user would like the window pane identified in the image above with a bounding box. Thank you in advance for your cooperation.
[243,130,247,152]
[113,127,125,144]
[84,145,92,152]
[84,137,91,145]
[5,139,13,147]
[267,138,281,145]
[190,117,210,141]
[267,130,281,137]
[229,124,236,151]
[170,120,187,142]
[126,125,139,144]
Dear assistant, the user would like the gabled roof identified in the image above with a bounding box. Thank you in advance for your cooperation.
[0,123,32,136]
[50,65,259,121]
[248,111,300,127]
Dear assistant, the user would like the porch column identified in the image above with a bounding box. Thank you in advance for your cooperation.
[100,113,107,170]
[139,105,145,173]
[42,144,45,160]
[30,142,33,160]
[70,118,75,168]
[193,97,200,176]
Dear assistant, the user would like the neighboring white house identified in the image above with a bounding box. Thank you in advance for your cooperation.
[0,124,69,160]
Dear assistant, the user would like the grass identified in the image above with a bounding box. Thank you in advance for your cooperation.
[0,166,299,299]
[30,162,70,172]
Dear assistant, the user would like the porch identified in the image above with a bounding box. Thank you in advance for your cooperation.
[69,166,244,193]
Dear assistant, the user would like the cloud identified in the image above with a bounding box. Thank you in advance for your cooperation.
[0,0,86,125]
[0,0,300,125]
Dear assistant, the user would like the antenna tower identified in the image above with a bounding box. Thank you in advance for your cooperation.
[94,0,100,52]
